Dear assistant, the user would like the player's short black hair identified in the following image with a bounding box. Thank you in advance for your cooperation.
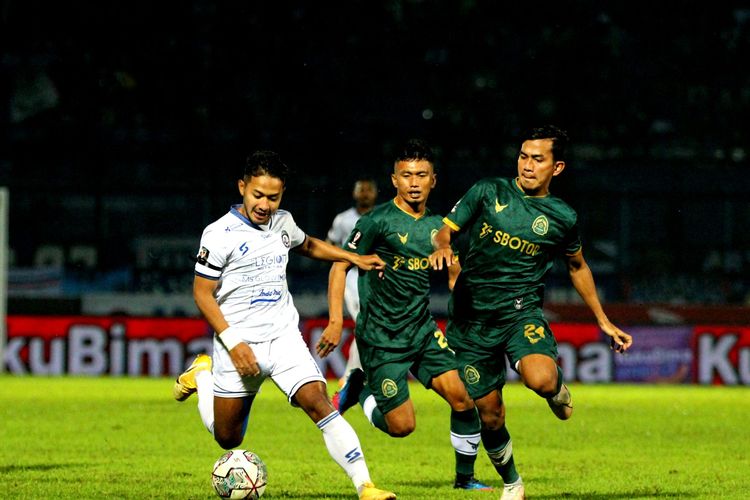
[395,138,434,165]
[523,125,569,162]
[244,150,289,184]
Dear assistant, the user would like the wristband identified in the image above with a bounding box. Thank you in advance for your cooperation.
[218,326,243,351]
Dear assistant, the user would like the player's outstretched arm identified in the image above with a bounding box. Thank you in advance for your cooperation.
[566,251,633,353]
[317,261,349,358]
[193,275,260,376]
[294,236,385,271]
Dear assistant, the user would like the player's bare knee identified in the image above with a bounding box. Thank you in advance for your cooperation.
[522,370,557,397]
[387,421,416,437]
[447,393,475,412]
[479,411,505,430]
[477,404,505,429]
[450,400,474,412]
[525,378,557,398]
[384,410,416,437]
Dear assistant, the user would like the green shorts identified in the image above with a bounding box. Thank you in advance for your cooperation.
[446,309,558,400]
[357,321,458,414]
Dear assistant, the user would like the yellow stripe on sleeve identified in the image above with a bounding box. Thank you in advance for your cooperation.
[443,217,460,231]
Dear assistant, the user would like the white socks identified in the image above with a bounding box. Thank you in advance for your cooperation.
[362,394,377,425]
[195,370,214,434]
[317,411,371,489]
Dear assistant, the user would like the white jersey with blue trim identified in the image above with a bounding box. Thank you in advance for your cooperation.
[195,205,307,342]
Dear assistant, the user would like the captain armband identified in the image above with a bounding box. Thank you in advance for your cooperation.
[218,326,243,351]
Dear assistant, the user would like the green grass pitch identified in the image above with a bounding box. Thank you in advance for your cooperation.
[1,376,748,499]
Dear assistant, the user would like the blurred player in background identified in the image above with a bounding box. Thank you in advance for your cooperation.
[174,151,395,500]
[429,125,633,500]
[318,139,492,491]
[326,178,378,387]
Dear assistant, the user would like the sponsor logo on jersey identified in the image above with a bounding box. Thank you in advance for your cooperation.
[381,379,398,398]
[241,273,286,283]
[392,255,431,271]
[397,232,408,244]
[479,223,494,238]
[254,254,286,266]
[347,230,362,249]
[464,365,481,385]
[495,199,508,213]
[532,215,549,235]
[251,288,282,305]
[281,230,291,248]
[197,247,210,265]
[478,222,541,256]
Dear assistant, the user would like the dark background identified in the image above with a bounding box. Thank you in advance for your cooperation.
[3,1,749,309]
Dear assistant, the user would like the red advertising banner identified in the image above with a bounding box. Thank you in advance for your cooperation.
[694,325,750,385]
[6,316,212,376]
[4,315,749,385]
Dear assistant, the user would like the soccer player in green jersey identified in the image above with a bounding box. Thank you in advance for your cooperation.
[429,125,633,500]
[317,139,492,491]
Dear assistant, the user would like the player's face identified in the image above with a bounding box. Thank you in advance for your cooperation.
[516,138,565,196]
[237,174,284,225]
[353,181,377,209]
[391,160,436,206]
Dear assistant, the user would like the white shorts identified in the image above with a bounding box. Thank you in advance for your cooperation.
[212,329,325,403]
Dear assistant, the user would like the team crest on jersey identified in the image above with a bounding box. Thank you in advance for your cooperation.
[397,232,408,244]
[347,230,362,250]
[532,215,549,235]
[464,365,480,385]
[514,297,524,310]
[281,230,291,248]
[197,247,210,265]
[381,379,398,398]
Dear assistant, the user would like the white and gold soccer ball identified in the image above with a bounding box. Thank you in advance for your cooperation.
[211,449,267,499]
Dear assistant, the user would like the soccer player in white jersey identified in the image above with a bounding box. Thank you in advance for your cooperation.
[326,178,378,386]
[174,151,396,500]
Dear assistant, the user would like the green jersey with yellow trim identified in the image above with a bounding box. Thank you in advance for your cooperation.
[345,199,444,349]
[444,177,581,320]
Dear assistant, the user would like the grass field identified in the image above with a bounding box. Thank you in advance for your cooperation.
[1,376,749,499]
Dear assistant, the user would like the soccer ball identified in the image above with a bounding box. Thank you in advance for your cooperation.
[211,449,268,499]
